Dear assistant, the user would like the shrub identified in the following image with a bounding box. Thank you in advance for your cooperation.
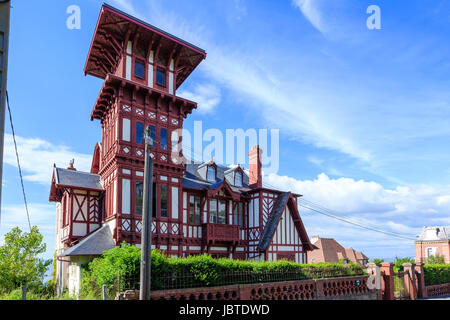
[424,264,450,286]
[81,244,366,292]
[425,254,445,265]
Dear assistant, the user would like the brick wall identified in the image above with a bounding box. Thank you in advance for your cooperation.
[426,283,450,297]
[117,275,377,300]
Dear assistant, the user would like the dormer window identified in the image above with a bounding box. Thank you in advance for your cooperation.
[235,171,243,187]
[207,166,216,182]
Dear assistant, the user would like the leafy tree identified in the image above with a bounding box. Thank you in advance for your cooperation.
[425,254,445,265]
[0,226,52,292]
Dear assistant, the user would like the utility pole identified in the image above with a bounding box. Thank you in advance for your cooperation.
[139,127,153,300]
[0,0,11,219]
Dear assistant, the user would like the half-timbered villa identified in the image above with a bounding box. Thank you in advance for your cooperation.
[50,3,313,295]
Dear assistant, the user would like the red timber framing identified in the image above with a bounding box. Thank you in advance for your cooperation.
[55,188,103,247]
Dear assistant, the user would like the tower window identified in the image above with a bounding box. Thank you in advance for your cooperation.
[160,185,168,218]
[147,125,156,146]
[134,60,145,79]
[156,68,166,86]
[152,182,156,218]
[136,182,143,215]
[136,122,144,144]
[207,166,216,182]
[161,128,167,150]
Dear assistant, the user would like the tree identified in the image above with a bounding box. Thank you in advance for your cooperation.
[371,258,384,264]
[0,226,52,292]
[393,257,415,272]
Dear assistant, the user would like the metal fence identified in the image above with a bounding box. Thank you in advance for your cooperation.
[393,271,408,300]
[117,266,365,291]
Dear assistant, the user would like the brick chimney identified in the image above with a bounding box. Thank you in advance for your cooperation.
[67,159,77,171]
[248,145,262,188]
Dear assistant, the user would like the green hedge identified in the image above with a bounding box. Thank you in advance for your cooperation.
[81,243,365,297]
[424,264,450,286]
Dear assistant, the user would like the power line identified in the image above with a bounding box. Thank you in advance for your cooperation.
[261,180,416,241]
[299,203,416,241]
[5,91,31,231]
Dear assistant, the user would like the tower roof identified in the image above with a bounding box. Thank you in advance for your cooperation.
[84,3,206,88]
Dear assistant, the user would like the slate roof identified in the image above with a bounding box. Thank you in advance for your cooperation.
[55,167,104,191]
[257,192,290,250]
[183,163,251,193]
[417,226,450,241]
[61,225,115,256]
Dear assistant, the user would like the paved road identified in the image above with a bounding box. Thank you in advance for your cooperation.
[419,295,450,300]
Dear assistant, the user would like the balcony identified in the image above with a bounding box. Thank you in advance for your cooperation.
[202,223,241,245]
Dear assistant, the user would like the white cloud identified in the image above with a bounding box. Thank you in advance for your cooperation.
[263,172,450,259]
[178,84,221,114]
[3,134,92,185]
[292,0,327,34]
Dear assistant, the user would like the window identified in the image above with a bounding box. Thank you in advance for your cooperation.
[136,122,144,144]
[234,202,244,227]
[0,32,4,49]
[209,199,217,224]
[161,128,167,150]
[427,247,436,258]
[207,166,216,182]
[156,68,166,86]
[147,125,156,147]
[134,60,145,78]
[152,182,156,218]
[189,195,201,224]
[235,171,243,187]
[136,182,143,215]
[160,185,168,218]
[218,200,226,224]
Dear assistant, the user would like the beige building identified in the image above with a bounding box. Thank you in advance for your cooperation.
[307,236,369,266]
[415,226,450,264]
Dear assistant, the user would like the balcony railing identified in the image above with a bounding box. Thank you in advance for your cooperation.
[202,223,240,244]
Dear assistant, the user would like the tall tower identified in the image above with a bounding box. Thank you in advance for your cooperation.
[84,4,206,247]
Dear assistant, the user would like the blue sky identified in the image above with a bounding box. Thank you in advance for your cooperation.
[1,0,450,264]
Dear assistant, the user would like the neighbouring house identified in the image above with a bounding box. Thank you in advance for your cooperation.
[307,236,369,266]
[50,4,314,296]
[415,226,450,264]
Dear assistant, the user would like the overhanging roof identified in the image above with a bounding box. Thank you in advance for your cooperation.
[84,3,206,88]
[61,225,115,257]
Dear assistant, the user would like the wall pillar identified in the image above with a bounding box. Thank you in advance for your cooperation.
[402,263,417,300]
[414,263,427,298]
[366,263,382,300]
[380,262,394,300]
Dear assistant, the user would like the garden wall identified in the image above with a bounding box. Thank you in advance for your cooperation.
[117,275,377,300]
